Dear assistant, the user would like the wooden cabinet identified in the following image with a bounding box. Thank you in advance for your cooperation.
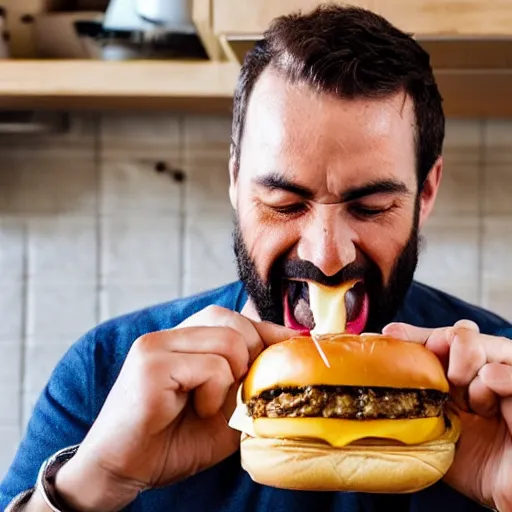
[212,0,366,35]
[195,0,512,118]
[377,0,512,36]
[210,0,512,37]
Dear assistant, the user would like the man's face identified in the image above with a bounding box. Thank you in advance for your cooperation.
[230,68,441,334]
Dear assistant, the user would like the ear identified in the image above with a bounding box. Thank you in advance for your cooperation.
[228,152,239,211]
[418,156,443,229]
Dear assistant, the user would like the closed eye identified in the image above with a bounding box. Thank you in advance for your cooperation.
[271,203,308,216]
[350,204,395,219]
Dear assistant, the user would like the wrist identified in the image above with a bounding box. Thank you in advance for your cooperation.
[54,449,141,512]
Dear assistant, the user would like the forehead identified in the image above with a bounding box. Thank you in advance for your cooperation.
[239,67,417,190]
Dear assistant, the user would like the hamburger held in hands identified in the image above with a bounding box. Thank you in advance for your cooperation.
[229,280,461,493]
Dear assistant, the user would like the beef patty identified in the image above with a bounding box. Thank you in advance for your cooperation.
[247,385,448,420]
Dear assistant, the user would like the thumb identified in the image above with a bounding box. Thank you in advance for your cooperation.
[251,320,297,347]
[382,322,434,344]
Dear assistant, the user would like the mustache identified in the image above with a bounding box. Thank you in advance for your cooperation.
[281,260,367,287]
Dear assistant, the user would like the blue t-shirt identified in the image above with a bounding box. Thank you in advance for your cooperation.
[1,280,511,512]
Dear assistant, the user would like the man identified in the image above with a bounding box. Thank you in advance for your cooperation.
[2,4,512,512]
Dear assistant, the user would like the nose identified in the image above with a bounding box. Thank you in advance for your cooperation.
[296,206,356,277]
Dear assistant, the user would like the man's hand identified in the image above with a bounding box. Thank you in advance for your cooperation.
[383,320,512,512]
[50,306,295,512]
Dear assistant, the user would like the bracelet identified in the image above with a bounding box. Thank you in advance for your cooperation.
[36,445,81,512]
[5,489,35,512]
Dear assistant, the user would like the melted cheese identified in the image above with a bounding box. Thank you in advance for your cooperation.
[228,401,445,447]
[253,416,446,447]
[309,280,359,336]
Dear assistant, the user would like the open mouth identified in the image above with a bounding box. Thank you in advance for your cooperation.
[283,280,369,335]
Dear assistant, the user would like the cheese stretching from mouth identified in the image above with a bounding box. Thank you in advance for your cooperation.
[309,280,360,336]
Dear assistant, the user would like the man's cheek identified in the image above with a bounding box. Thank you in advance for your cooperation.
[252,226,296,275]
[363,232,410,283]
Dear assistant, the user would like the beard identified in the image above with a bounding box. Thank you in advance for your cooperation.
[233,202,422,333]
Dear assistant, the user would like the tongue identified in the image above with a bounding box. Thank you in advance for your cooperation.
[293,297,315,329]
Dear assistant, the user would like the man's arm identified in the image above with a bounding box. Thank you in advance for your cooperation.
[0,337,94,511]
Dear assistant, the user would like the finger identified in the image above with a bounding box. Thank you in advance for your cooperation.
[479,362,512,397]
[138,327,250,380]
[382,323,450,370]
[382,319,479,344]
[221,381,240,422]
[384,323,512,369]
[250,320,297,347]
[441,329,512,369]
[382,322,434,343]
[194,356,235,419]
[501,397,512,434]
[454,319,480,333]
[466,374,499,418]
[476,363,512,432]
[177,305,265,363]
[169,353,235,419]
[446,328,486,387]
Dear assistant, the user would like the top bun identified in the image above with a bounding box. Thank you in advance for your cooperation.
[243,334,449,401]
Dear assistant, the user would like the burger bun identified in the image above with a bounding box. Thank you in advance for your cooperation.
[240,406,460,493]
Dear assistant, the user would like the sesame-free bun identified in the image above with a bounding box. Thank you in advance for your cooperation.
[240,407,460,493]
[242,333,450,402]
[230,333,460,494]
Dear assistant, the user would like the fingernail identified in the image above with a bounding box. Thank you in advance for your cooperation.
[454,319,480,333]
[383,323,409,340]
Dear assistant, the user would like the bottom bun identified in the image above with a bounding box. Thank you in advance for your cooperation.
[240,409,460,494]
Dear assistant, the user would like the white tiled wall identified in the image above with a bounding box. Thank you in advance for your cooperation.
[0,113,511,478]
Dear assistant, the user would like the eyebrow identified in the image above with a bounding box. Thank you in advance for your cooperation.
[255,174,314,198]
[254,173,410,202]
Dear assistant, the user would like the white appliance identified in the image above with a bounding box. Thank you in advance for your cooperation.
[104,0,195,34]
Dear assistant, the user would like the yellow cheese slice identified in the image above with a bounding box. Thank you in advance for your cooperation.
[253,416,446,447]
[308,280,359,336]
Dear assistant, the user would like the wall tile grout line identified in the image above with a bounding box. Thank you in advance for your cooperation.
[178,115,186,298]
[476,120,486,307]
[18,219,28,435]
[94,114,103,325]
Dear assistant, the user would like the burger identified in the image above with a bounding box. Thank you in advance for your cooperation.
[229,283,461,493]
[229,334,460,493]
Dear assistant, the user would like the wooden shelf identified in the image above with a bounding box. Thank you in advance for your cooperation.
[0,60,239,112]
[0,0,511,117]
[0,58,511,118]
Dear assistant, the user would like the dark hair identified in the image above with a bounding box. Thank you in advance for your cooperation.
[231,4,445,189]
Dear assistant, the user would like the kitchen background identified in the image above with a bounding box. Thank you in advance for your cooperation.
[0,0,511,483]
[0,113,511,475]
